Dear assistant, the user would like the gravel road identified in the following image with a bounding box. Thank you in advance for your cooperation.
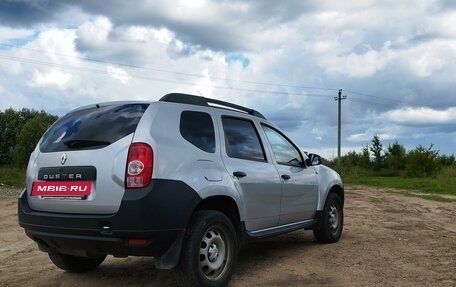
[0,185,455,286]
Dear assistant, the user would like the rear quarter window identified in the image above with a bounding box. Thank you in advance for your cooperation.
[40,103,149,152]
[180,111,215,153]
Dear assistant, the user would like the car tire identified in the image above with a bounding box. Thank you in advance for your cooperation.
[48,249,106,273]
[313,192,343,243]
[174,210,238,287]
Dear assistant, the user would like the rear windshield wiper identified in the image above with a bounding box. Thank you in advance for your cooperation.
[63,139,111,149]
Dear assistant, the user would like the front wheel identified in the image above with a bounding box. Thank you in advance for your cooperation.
[174,210,238,287]
[48,249,106,273]
[313,192,343,243]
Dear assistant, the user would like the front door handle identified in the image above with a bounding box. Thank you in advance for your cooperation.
[281,174,291,180]
[233,171,247,178]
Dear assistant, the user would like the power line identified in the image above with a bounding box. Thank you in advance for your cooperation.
[345,89,401,105]
[0,44,415,108]
[0,43,338,92]
[0,54,337,98]
[346,97,395,108]
[0,44,407,109]
[0,53,403,109]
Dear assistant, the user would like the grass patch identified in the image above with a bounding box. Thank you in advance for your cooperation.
[0,167,25,187]
[345,176,456,196]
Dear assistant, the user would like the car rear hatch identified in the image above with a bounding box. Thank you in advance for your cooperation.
[26,102,149,215]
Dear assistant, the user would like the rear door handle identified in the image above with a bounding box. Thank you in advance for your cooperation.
[281,174,291,180]
[233,171,247,178]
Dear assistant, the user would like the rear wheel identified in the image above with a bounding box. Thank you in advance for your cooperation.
[48,249,106,273]
[174,210,237,287]
[313,192,343,243]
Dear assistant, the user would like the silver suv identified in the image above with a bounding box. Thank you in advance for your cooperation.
[18,93,344,287]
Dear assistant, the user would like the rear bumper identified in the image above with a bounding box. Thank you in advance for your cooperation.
[24,229,182,258]
[18,179,201,261]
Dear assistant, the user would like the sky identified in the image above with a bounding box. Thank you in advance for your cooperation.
[0,0,455,159]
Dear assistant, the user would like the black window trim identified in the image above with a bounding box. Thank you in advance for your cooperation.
[261,123,305,167]
[221,115,268,163]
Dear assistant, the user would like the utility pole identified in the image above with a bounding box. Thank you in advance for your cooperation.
[334,89,346,164]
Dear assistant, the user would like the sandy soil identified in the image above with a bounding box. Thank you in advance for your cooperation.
[0,185,455,287]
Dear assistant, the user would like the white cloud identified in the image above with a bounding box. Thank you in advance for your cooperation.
[28,69,72,89]
[384,107,456,125]
[399,39,456,77]
[347,133,371,142]
[313,8,382,32]
[0,27,34,42]
[311,127,327,140]
[22,28,79,63]
[434,11,456,38]
[0,86,29,111]
[347,131,397,142]
[0,1,456,156]
[121,26,174,45]
[107,66,131,84]
[319,43,394,78]
[76,16,112,49]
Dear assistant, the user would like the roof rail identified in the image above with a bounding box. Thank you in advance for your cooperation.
[159,93,266,119]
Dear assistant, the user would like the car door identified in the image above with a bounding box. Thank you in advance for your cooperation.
[261,124,319,224]
[220,116,282,231]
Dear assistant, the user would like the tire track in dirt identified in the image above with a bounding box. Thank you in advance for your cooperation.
[1,185,455,286]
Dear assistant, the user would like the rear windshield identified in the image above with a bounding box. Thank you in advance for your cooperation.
[40,103,149,152]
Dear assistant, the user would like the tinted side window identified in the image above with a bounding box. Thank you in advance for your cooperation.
[222,117,265,161]
[180,111,215,153]
[262,125,303,166]
[40,104,149,152]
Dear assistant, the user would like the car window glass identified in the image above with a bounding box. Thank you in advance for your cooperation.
[222,117,265,161]
[40,104,149,152]
[180,111,215,153]
[262,125,302,165]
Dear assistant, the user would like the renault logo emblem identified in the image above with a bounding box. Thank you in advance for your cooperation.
[60,153,67,165]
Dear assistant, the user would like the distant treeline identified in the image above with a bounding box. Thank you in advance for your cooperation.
[327,135,456,178]
[1,108,455,177]
[0,108,57,168]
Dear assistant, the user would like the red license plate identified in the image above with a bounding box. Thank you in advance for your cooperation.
[32,181,92,197]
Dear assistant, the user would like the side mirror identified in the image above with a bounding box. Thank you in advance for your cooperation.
[306,153,322,166]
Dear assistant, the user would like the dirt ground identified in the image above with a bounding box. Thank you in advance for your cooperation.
[0,185,455,287]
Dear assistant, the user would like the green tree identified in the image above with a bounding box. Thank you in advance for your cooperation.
[0,108,21,164]
[436,154,455,167]
[12,114,58,168]
[370,135,383,171]
[360,144,371,169]
[405,144,439,177]
[384,141,406,175]
[0,108,56,165]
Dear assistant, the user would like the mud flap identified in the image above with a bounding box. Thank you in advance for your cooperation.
[154,232,185,270]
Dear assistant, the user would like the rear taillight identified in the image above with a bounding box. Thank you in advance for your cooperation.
[125,143,153,188]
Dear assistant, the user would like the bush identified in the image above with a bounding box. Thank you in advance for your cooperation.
[437,154,455,167]
[328,135,454,180]
[405,144,438,178]
[384,141,406,176]
[436,165,456,181]
[327,149,372,178]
